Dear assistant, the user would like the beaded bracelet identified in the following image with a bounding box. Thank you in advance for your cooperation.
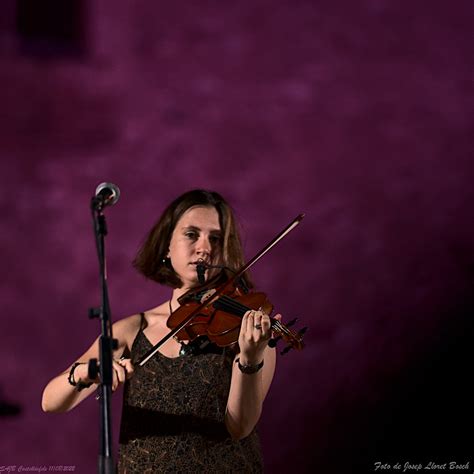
[235,357,264,374]
[68,362,93,391]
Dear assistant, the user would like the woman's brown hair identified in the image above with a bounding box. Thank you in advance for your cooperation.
[133,189,252,289]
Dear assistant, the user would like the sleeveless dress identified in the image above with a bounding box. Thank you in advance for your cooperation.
[117,313,263,473]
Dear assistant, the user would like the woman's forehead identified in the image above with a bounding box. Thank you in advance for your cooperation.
[177,205,220,229]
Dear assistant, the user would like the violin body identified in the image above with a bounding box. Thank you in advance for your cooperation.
[168,286,273,347]
[166,282,305,354]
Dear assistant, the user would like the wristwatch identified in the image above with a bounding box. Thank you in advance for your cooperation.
[236,357,264,374]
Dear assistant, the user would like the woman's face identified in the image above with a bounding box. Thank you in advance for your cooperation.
[167,205,222,288]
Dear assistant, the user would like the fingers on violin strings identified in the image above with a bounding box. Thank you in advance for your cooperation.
[260,313,271,339]
[241,310,248,327]
[253,311,263,333]
[250,310,258,336]
[240,310,249,337]
[244,310,255,338]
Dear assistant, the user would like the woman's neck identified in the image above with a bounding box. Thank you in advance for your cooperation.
[170,285,193,311]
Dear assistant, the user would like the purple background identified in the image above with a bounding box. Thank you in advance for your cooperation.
[1,1,472,472]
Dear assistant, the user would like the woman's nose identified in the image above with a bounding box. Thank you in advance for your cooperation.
[196,236,211,255]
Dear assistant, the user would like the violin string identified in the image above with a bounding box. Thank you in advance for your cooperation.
[213,295,303,348]
[215,295,299,343]
[216,295,250,314]
[217,295,291,336]
[217,296,284,333]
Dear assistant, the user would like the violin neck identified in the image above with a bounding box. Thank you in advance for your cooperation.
[212,295,248,317]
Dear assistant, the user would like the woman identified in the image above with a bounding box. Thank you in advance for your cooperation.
[42,189,278,473]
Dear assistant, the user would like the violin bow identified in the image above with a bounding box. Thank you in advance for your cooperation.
[137,213,305,366]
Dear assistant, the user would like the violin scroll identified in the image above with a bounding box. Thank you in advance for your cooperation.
[269,317,306,355]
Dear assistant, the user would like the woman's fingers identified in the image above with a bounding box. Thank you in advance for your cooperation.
[238,310,284,364]
[260,312,271,339]
[241,310,271,341]
[253,310,271,340]
[242,310,257,339]
[246,310,254,336]
[238,310,271,365]
[120,358,134,379]
[114,361,126,383]
[253,311,262,333]
[111,362,120,391]
[111,358,134,391]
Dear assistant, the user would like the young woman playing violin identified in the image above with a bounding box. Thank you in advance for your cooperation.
[42,189,280,473]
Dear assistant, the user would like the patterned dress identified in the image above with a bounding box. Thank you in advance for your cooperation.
[117,314,263,473]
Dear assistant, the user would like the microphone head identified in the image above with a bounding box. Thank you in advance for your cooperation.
[95,182,120,207]
[196,260,206,285]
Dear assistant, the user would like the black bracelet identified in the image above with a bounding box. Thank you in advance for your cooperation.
[68,362,93,391]
[236,357,264,374]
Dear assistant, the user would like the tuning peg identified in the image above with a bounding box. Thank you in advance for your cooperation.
[280,345,292,356]
[286,318,298,327]
[298,327,308,337]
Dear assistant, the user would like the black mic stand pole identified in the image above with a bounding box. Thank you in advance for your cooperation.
[88,195,117,474]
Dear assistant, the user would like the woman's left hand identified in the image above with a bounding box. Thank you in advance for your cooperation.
[238,310,280,365]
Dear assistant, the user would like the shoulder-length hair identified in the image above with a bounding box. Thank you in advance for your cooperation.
[133,189,252,289]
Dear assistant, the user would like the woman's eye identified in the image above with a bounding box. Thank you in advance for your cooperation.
[185,232,197,240]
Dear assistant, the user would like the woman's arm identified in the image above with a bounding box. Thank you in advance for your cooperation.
[41,315,138,413]
[225,310,278,440]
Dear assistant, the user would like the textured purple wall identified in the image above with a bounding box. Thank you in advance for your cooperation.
[1,1,472,472]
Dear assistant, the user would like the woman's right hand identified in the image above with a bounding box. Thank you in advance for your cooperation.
[111,358,134,391]
[73,358,134,391]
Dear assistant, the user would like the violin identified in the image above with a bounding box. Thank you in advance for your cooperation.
[138,214,307,366]
[167,280,306,352]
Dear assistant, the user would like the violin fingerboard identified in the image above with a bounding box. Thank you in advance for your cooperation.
[212,296,248,317]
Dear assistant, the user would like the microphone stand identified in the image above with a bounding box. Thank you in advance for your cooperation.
[88,196,117,474]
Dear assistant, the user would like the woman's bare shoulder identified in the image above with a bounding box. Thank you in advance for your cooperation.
[112,312,153,353]
[113,312,142,329]
[113,301,170,335]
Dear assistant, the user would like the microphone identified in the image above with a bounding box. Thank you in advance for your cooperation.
[93,182,120,209]
[196,259,206,285]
